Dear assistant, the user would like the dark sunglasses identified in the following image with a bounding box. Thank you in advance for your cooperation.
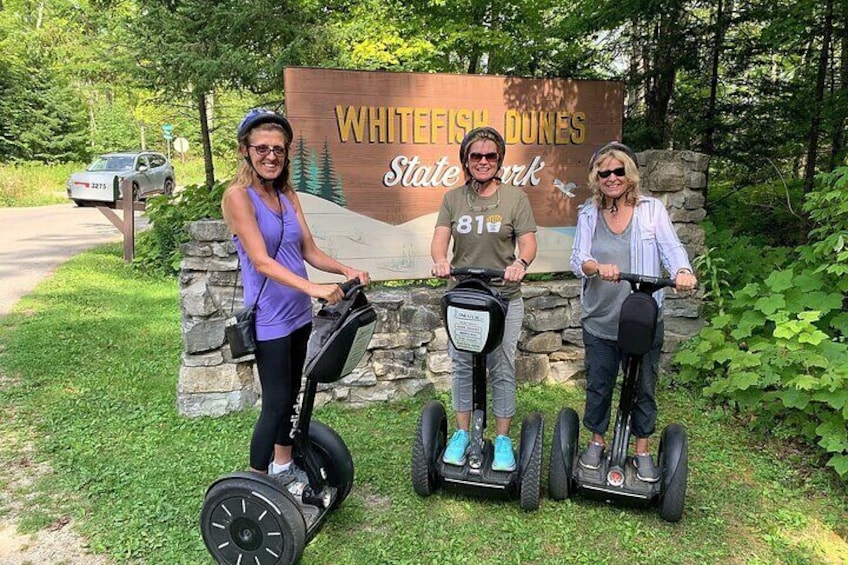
[469,152,499,163]
[598,167,626,179]
[249,144,286,157]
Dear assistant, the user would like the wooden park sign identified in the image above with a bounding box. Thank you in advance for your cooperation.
[283,67,624,281]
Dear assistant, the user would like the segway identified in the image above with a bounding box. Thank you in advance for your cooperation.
[548,273,688,522]
[411,267,544,511]
[200,279,377,564]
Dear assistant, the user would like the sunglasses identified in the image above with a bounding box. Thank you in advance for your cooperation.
[469,152,499,163]
[598,167,626,179]
[249,144,286,157]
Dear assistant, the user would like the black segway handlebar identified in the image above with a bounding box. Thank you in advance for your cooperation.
[317,278,364,304]
[449,267,506,280]
[338,277,365,300]
[618,272,677,294]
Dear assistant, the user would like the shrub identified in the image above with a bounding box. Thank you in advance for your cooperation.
[134,181,227,275]
[675,171,848,480]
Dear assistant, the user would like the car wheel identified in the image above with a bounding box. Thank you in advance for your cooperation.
[163,178,174,196]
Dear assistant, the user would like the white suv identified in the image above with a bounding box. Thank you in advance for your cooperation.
[66,151,176,206]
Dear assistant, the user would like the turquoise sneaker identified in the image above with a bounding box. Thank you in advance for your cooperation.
[492,435,516,472]
[443,429,470,465]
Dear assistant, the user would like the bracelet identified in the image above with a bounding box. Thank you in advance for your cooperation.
[676,268,693,276]
[517,258,530,269]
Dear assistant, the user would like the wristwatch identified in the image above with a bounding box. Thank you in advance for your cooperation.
[517,258,530,269]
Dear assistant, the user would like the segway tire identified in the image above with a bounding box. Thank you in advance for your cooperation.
[200,475,307,565]
[658,423,688,523]
[518,413,543,512]
[411,400,447,496]
[548,407,580,501]
[306,420,355,509]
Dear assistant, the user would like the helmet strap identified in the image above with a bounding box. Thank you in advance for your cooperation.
[244,155,275,187]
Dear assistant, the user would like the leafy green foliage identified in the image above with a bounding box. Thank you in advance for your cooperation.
[676,172,848,479]
[89,98,142,155]
[0,17,89,163]
[705,177,809,247]
[803,166,848,281]
[691,245,732,317]
[133,181,227,275]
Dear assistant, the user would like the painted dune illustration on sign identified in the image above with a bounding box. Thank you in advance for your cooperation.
[299,192,575,283]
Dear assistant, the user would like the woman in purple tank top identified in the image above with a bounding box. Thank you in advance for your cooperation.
[221,108,370,492]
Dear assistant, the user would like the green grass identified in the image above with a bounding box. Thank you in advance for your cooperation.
[0,161,83,207]
[0,245,846,564]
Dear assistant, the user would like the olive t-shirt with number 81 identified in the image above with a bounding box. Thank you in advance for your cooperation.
[435,182,537,300]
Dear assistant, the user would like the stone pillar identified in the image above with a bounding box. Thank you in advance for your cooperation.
[177,220,258,417]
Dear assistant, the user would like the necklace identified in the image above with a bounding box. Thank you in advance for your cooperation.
[604,196,621,215]
[466,186,500,212]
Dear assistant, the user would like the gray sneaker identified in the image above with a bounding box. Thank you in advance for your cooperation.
[633,453,660,483]
[578,441,604,470]
[270,463,310,499]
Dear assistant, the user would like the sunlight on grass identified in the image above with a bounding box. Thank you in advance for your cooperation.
[0,161,81,207]
[0,244,845,564]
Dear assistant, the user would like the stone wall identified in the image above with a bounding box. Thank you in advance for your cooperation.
[177,149,708,417]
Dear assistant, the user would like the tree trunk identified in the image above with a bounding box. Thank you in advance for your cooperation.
[644,6,683,148]
[703,0,727,158]
[803,0,834,193]
[467,53,479,74]
[830,2,848,169]
[197,90,215,189]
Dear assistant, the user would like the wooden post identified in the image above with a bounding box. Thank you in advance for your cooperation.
[122,178,135,261]
[94,178,145,263]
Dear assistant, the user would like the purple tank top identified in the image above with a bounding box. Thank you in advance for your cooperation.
[234,188,312,341]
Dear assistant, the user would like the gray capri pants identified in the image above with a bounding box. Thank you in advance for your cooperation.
[449,297,524,419]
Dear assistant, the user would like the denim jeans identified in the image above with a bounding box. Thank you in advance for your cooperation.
[582,321,663,438]
[449,297,524,419]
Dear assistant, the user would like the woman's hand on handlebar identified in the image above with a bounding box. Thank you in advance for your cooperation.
[343,267,370,286]
[673,271,697,292]
[596,263,620,282]
[311,283,344,305]
[431,261,451,278]
[503,261,526,282]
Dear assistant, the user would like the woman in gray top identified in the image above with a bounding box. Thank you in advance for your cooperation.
[571,141,697,482]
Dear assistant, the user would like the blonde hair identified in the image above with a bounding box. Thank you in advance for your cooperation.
[588,148,640,209]
[229,122,293,194]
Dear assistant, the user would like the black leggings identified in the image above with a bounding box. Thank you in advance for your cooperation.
[249,323,312,471]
